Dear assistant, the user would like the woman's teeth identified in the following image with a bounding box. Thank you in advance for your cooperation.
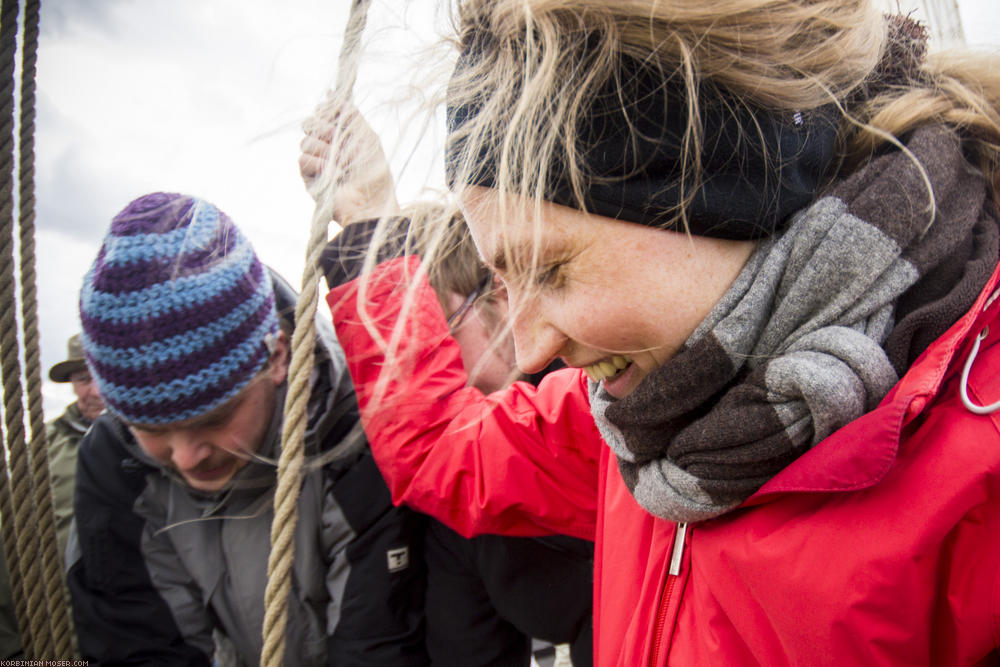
[584,355,631,382]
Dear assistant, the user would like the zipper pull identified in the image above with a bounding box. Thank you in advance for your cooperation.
[668,522,688,576]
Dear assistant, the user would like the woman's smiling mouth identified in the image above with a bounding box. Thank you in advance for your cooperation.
[583,355,631,383]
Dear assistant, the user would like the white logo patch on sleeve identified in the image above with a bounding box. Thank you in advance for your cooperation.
[387,546,409,572]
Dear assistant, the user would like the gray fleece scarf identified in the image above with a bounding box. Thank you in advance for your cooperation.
[590,125,999,522]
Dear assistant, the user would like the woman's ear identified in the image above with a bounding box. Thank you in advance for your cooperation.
[268,331,290,385]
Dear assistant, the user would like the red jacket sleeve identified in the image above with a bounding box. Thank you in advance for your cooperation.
[327,256,600,540]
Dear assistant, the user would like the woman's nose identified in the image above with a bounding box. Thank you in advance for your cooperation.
[508,293,565,375]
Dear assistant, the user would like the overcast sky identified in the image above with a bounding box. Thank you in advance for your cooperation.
[34,0,448,415]
[30,0,1000,416]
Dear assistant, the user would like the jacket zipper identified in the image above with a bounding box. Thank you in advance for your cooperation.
[650,522,687,667]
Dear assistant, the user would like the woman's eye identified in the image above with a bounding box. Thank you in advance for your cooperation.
[537,263,563,287]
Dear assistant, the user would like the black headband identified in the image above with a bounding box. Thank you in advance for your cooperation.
[446,36,839,240]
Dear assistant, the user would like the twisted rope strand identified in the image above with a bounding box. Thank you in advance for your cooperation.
[0,3,27,651]
[0,437,27,653]
[0,0,52,656]
[18,0,76,657]
[260,257,314,667]
[260,2,371,663]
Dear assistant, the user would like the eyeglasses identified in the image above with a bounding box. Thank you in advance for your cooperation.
[447,274,493,330]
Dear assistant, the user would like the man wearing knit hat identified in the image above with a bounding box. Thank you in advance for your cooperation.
[65,192,428,666]
[45,333,105,560]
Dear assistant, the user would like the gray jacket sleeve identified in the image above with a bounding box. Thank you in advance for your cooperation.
[137,502,215,659]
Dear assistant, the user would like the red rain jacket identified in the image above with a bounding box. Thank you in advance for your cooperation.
[328,256,1000,666]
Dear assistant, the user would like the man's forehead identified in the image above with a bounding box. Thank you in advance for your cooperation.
[127,387,244,433]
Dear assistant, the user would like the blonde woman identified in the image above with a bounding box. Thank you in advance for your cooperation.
[322,1,1000,664]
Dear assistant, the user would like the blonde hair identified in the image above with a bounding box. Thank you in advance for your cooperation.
[403,200,489,300]
[848,50,1000,182]
[444,0,1000,221]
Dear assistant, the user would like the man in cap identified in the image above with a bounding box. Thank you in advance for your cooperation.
[0,337,95,658]
[45,332,105,558]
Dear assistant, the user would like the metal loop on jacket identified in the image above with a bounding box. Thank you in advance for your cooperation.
[960,326,1000,415]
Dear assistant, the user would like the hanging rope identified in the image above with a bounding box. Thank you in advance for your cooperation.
[0,4,29,654]
[0,0,70,657]
[260,1,372,664]
[18,0,75,657]
[0,0,47,657]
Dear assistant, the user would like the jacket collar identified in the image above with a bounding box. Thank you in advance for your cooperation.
[744,257,1000,504]
[56,401,93,434]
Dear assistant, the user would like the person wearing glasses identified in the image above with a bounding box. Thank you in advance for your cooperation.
[301,110,594,667]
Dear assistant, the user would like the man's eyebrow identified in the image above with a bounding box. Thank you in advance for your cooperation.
[188,393,246,427]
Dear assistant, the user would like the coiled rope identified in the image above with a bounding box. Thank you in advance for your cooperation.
[260,1,372,664]
[0,0,76,658]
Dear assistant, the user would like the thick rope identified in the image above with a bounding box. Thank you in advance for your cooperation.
[260,1,371,664]
[18,0,76,658]
[0,459,24,654]
[0,5,27,653]
[0,0,54,656]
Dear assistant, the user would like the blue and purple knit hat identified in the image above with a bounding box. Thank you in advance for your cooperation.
[79,192,279,425]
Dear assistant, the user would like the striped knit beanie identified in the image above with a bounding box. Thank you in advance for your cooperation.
[79,192,279,425]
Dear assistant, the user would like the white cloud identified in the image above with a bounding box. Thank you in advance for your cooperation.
[34,0,358,416]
